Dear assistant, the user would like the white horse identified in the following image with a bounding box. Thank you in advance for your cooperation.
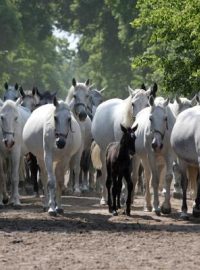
[23,98,82,215]
[131,95,198,215]
[66,78,93,193]
[171,105,200,219]
[91,83,157,204]
[0,100,31,207]
[169,95,199,197]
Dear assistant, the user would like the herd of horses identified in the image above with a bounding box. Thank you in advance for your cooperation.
[0,80,200,220]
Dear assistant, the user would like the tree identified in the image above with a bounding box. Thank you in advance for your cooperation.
[132,0,200,96]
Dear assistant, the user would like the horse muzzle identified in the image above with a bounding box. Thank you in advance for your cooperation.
[56,137,66,149]
[78,111,87,121]
[3,138,15,149]
[152,138,163,152]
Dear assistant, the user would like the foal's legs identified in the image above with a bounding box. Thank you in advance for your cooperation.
[106,165,112,213]
[112,174,118,216]
[116,174,123,210]
[124,171,133,216]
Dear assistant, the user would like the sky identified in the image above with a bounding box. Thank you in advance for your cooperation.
[53,26,79,51]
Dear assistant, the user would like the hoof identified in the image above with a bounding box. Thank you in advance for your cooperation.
[74,188,81,195]
[180,212,189,220]
[48,210,57,217]
[192,207,200,218]
[126,209,131,216]
[13,204,22,210]
[144,206,152,212]
[100,198,107,205]
[108,206,113,213]
[56,208,64,215]
[112,210,118,216]
[81,185,88,192]
[153,208,161,216]
[3,197,9,205]
[173,191,183,199]
[161,205,171,215]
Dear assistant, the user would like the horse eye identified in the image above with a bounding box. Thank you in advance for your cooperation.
[132,103,134,107]
[73,94,76,98]
[15,117,18,121]
[149,116,152,121]
[1,116,4,121]
[54,116,57,122]
[164,116,167,121]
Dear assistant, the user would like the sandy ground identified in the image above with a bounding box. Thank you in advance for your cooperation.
[0,192,199,270]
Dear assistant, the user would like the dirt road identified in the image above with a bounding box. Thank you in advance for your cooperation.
[0,193,199,270]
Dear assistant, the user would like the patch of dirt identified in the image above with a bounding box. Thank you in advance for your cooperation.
[0,193,199,270]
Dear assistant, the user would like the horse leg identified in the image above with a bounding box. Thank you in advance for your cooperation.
[179,160,189,219]
[161,157,173,214]
[172,160,183,199]
[131,155,141,205]
[136,164,144,195]
[70,149,82,194]
[124,171,133,216]
[140,157,152,212]
[99,150,107,205]
[192,168,200,217]
[148,155,160,215]
[117,174,123,210]
[55,163,65,214]
[112,174,118,216]
[106,166,112,213]
[38,160,48,211]
[29,153,39,197]
[44,151,56,215]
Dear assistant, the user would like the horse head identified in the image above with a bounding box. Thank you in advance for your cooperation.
[0,100,19,149]
[53,97,72,149]
[149,96,169,152]
[120,123,138,156]
[128,83,157,120]
[69,78,90,121]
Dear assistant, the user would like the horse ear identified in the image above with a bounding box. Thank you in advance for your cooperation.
[163,97,169,107]
[132,123,138,133]
[99,87,106,93]
[53,96,59,107]
[120,124,127,133]
[150,83,157,97]
[149,95,154,107]
[141,83,146,91]
[85,79,90,86]
[35,87,42,98]
[72,78,76,87]
[128,86,133,96]
[191,94,199,106]
[15,83,19,90]
[4,82,8,90]
[19,86,25,98]
[175,96,181,104]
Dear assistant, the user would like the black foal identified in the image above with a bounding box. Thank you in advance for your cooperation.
[106,124,138,216]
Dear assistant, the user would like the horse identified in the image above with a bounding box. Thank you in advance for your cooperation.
[19,86,58,196]
[66,78,93,193]
[0,100,31,207]
[3,82,19,101]
[171,105,200,219]
[23,97,82,215]
[106,124,138,216]
[91,83,158,204]
[168,95,199,198]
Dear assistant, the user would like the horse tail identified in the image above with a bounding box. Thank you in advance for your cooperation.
[91,141,102,170]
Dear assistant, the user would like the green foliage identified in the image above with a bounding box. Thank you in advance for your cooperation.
[132,0,200,96]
